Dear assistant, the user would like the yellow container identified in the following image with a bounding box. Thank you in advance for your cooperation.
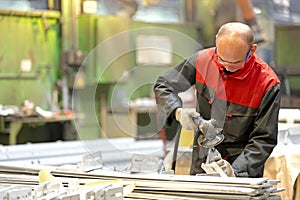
[178,128,194,147]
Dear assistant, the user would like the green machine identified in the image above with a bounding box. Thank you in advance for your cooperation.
[0,10,61,107]
[0,10,63,144]
[6,0,299,144]
[0,8,202,143]
[76,14,201,140]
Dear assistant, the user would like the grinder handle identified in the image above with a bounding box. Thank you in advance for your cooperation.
[193,117,219,140]
[192,116,204,130]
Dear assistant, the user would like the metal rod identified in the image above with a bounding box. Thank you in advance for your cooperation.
[0,9,60,19]
[0,74,39,79]
[100,94,107,136]
[71,0,81,50]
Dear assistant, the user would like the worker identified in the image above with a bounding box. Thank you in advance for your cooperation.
[236,0,264,43]
[153,22,281,177]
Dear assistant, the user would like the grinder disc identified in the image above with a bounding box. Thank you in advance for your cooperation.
[198,134,225,148]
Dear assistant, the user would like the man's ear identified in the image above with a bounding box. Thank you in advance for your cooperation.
[250,44,257,55]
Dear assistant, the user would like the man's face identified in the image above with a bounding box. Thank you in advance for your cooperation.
[215,38,252,73]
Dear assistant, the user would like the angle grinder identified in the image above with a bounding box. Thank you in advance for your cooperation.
[193,116,224,148]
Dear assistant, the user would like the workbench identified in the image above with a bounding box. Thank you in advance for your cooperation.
[0,115,77,145]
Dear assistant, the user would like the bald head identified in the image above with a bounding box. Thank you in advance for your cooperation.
[216,22,254,46]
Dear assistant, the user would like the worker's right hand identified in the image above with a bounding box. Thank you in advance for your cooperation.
[210,156,236,177]
[175,108,200,131]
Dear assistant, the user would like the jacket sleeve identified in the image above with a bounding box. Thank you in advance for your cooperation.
[231,83,281,177]
[153,54,197,129]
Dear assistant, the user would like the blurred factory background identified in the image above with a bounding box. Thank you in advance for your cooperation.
[1,0,300,145]
[0,0,300,199]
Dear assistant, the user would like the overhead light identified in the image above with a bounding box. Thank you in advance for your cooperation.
[254,7,262,15]
[83,0,98,14]
[142,0,160,6]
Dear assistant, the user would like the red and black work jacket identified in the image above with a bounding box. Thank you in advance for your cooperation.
[154,47,281,177]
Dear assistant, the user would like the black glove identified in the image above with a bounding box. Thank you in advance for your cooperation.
[210,156,235,177]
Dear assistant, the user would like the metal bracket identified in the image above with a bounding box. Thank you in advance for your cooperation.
[7,188,32,200]
[85,185,108,200]
[34,181,65,199]
[129,154,164,174]
[34,182,49,198]
[104,185,123,200]
[201,162,228,177]
[0,186,16,199]
[81,151,103,172]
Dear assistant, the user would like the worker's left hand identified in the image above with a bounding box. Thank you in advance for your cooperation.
[175,108,200,131]
[210,156,235,177]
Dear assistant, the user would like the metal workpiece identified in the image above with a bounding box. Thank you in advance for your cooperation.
[81,151,103,172]
[128,154,165,174]
[34,181,66,200]
[0,174,123,200]
[0,163,284,200]
[0,186,16,199]
[201,148,228,177]
[53,183,122,200]
[85,184,108,200]
[0,138,164,167]
[6,187,33,200]
[104,185,123,200]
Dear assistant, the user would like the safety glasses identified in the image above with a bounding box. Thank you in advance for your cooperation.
[214,47,251,69]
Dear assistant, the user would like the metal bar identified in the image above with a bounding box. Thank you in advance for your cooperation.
[0,165,283,199]
[0,74,39,80]
[70,0,81,50]
[0,138,163,167]
[51,170,269,186]
[0,9,60,18]
[100,94,107,136]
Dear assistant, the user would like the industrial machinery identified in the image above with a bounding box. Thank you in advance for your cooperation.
[0,0,298,142]
[0,0,299,199]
